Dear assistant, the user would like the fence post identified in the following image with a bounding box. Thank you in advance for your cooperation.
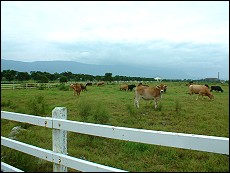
[52,107,68,172]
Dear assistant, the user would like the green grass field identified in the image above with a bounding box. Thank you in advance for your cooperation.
[1,81,229,172]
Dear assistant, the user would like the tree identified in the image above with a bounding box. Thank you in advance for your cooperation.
[16,72,31,81]
[60,71,74,81]
[59,76,68,83]
[104,73,113,82]
[1,69,17,81]
[37,74,49,83]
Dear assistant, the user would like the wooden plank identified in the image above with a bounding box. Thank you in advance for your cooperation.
[1,136,53,162]
[1,162,24,172]
[1,111,52,128]
[1,137,127,172]
[53,152,128,172]
[52,107,67,172]
[52,119,229,155]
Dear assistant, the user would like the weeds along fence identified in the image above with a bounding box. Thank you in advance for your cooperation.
[1,107,229,172]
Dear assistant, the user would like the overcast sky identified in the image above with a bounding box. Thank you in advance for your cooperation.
[1,1,229,79]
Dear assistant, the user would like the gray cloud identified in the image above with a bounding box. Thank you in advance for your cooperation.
[1,1,229,79]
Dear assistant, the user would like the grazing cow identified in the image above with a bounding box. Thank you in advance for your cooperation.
[186,82,209,89]
[134,84,167,109]
[70,83,82,96]
[80,83,87,91]
[210,86,223,92]
[189,84,214,100]
[128,84,136,91]
[86,82,93,86]
[97,82,105,86]
[120,84,128,91]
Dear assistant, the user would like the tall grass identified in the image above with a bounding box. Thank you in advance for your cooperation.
[27,95,48,116]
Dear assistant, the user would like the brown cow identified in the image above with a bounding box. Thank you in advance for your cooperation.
[80,83,87,91]
[120,84,128,91]
[70,83,82,96]
[189,84,214,100]
[97,82,105,86]
[134,84,167,109]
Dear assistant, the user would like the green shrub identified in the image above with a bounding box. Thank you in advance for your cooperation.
[175,99,182,115]
[1,100,12,107]
[58,83,69,91]
[126,104,136,116]
[93,103,109,124]
[79,101,92,121]
[27,95,48,116]
[59,76,68,83]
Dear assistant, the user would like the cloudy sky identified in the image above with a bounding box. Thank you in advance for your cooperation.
[1,1,229,79]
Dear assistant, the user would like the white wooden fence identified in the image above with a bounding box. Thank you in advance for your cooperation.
[1,107,229,172]
[1,83,59,90]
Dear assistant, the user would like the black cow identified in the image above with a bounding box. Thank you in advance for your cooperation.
[128,84,136,91]
[204,84,209,88]
[86,82,93,86]
[210,86,223,92]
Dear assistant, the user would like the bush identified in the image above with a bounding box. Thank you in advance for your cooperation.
[58,83,69,91]
[79,101,92,122]
[93,103,109,124]
[27,95,48,116]
[59,76,68,83]
[1,100,12,107]
[175,99,182,114]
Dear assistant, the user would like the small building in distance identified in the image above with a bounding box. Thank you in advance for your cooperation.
[203,78,220,82]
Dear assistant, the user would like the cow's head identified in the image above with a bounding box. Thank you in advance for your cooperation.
[156,84,167,93]
[70,84,75,89]
[209,93,214,99]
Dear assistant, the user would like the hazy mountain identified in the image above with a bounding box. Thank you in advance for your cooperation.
[1,59,193,79]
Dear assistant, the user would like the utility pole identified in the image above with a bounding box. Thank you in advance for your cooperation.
[218,72,219,80]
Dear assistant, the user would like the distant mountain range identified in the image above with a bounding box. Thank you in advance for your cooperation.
[1,59,192,79]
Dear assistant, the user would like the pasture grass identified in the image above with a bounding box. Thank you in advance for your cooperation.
[1,81,229,172]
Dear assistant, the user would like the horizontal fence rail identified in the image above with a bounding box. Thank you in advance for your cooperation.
[1,137,126,172]
[53,119,229,155]
[2,110,229,155]
[1,111,53,128]
[1,162,24,172]
[1,108,229,172]
[1,83,60,90]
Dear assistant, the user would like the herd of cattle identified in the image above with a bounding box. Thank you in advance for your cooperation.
[69,81,224,109]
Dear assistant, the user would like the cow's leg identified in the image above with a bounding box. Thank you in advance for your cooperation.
[134,96,140,108]
[196,95,199,100]
[190,93,194,99]
[154,100,158,109]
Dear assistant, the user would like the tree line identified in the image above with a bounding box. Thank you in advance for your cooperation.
[3,69,224,84]
[1,69,161,83]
